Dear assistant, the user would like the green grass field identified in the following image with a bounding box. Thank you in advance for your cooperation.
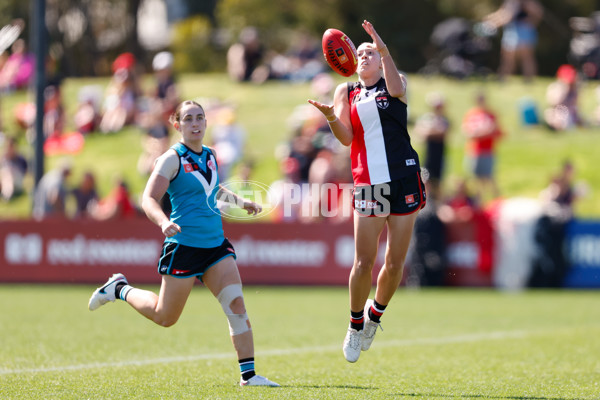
[1,73,599,219]
[1,285,599,399]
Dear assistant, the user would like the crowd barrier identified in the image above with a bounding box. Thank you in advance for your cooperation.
[1,203,599,287]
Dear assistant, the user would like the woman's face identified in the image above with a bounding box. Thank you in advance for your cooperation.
[177,104,206,144]
[356,43,382,77]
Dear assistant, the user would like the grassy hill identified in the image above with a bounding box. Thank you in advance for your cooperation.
[1,72,598,219]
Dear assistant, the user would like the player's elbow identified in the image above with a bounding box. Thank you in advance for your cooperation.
[388,86,406,98]
[389,90,406,98]
[339,137,352,147]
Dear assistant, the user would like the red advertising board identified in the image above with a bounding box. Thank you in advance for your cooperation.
[0,219,377,285]
[443,210,495,287]
[1,215,494,286]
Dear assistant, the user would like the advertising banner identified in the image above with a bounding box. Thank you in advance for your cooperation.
[443,210,495,287]
[0,219,377,285]
[564,220,600,288]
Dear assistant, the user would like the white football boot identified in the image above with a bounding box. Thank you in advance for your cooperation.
[88,273,128,311]
[240,375,280,387]
[343,326,363,362]
[362,299,383,351]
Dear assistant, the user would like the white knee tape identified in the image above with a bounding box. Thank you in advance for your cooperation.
[217,284,250,336]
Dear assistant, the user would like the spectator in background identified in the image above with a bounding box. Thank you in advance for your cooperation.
[89,177,138,220]
[74,86,103,134]
[0,38,34,92]
[227,27,269,83]
[539,159,587,219]
[484,0,543,82]
[269,32,325,82]
[544,64,583,131]
[311,73,336,104]
[307,146,353,223]
[530,160,584,287]
[0,136,28,201]
[209,106,246,182]
[438,178,479,223]
[414,92,450,201]
[152,51,179,113]
[71,170,99,219]
[0,92,4,134]
[100,53,140,133]
[137,51,179,176]
[407,199,447,287]
[438,177,495,276]
[220,161,257,219]
[137,95,172,175]
[32,159,72,220]
[462,92,502,203]
[268,157,304,223]
[43,84,66,139]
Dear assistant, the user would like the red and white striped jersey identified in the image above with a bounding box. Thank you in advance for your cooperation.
[348,78,421,186]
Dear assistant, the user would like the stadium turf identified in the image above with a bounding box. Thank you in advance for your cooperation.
[0,285,598,399]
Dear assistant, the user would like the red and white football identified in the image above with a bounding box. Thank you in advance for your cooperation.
[322,29,358,77]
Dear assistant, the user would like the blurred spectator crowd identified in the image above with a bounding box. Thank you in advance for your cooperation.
[0,16,592,236]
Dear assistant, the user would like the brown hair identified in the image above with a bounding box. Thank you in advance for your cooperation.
[168,100,204,126]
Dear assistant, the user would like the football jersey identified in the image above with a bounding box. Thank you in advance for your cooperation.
[348,78,421,185]
[166,142,224,248]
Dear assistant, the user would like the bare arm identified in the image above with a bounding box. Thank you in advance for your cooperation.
[362,20,407,100]
[141,157,181,237]
[308,82,354,146]
[217,184,262,215]
[484,1,515,28]
[524,0,544,26]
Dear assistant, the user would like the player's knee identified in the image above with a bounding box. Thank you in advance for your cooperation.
[217,284,251,336]
[354,256,376,274]
[384,259,405,276]
[228,296,246,314]
[154,314,179,328]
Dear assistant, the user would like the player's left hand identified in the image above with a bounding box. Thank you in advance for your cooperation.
[307,99,335,119]
[242,200,262,215]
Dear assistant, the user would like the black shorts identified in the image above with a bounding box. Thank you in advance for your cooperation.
[353,172,426,217]
[158,238,236,280]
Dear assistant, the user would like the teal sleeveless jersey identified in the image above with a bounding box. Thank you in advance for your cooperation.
[166,143,224,248]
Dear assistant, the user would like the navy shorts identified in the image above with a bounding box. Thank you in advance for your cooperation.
[353,172,426,217]
[158,238,236,280]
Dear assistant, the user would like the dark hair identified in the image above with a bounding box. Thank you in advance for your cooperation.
[168,100,204,125]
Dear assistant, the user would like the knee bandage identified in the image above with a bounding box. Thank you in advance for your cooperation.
[216,284,251,336]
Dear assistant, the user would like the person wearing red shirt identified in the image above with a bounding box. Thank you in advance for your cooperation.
[461,92,502,202]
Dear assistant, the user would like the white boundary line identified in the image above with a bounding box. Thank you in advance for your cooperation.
[0,329,543,376]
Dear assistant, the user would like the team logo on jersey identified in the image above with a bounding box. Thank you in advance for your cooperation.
[181,153,217,194]
[376,96,389,109]
[405,158,416,166]
[405,194,416,204]
[183,163,198,173]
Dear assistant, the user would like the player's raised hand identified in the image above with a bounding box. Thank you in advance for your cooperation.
[362,20,386,51]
